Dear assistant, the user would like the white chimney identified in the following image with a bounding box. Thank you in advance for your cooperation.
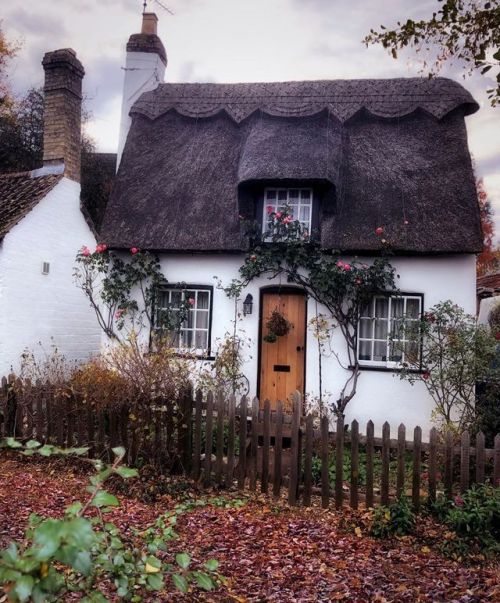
[117,12,167,169]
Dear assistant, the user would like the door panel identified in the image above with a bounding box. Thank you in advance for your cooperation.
[259,291,306,410]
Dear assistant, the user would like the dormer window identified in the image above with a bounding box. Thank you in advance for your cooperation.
[263,188,313,234]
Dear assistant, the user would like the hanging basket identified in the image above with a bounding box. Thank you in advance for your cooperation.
[265,308,292,340]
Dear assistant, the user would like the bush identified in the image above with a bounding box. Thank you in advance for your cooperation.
[371,497,415,538]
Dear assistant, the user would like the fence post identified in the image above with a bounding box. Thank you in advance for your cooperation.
[192,390,203,480]
[249,397,259,491]
[5,375,18,437]
[215,392,225,485]
[335,415,344,509]
[475,431,485,485]
[261,399,271,494]
[428,427,437,502]
[288,392,301,506]
[350,419,359,510]
[396,424,406,499]
[273,400,283,498]
[412,426,422,511]
[203,391,214,487]
[444,430,454,498]
[302,413,313,507]
[460,430,470,493]
[381,422,390,506]
[237,396,248,490]
[365,420,374,508]
[226,394,236,484]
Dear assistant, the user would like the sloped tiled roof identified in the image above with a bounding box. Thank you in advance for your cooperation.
[0,172,62,241]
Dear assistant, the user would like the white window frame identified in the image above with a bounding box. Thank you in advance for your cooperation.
[263,187,313,234]
[155,287,212,355]
[357,294,422,369]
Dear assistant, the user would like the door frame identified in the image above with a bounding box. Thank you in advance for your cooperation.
[256,285,308,402]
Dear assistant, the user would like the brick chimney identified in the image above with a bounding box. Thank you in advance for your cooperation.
[42,49,84,183]
[117,12,166,168]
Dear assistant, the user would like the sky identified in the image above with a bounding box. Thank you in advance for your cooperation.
[3,0,499,235]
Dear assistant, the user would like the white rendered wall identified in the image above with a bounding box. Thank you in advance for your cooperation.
[126,252,477,437]
[117,51,166,169]
[0,178,100,376]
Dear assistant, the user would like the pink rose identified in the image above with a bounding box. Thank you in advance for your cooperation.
[355,278,362,285]
[343,263,351,271]
[422,371,430,381]
[404,220,409,225]
[336,260,344,268]
[266,206,274,214]
[283,216,292,224]
[375,227,384,236]
[130,247,139,255]
[96,243,107,253]
[81,246,91,257]
[454,495,464,507]
[114,309,124,320]
[250,254,257,262]
[275,211,282,219]
[188,298,195,306]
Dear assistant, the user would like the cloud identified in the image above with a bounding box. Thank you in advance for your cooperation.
[6,8,68,39]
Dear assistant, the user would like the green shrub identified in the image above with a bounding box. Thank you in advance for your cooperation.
[371,497,415,538]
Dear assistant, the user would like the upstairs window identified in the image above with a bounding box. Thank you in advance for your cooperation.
[263,188,313,234]
[155,286,212,354]
[357,294,422,368]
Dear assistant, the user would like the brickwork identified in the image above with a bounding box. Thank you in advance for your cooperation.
[42,49,84,183]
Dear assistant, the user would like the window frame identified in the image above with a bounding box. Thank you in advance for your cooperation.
[356,292,424,371]
[262,187,314,235]
[152,284,214,357]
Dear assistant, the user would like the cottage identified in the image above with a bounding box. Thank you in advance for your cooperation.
[0,49,100,376]
[100,13,482,433]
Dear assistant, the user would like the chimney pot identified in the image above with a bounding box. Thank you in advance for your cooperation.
[42,49,84,183]
[141,12,158,35]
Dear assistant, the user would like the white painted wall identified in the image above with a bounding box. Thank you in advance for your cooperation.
[124,252,477,437]
[117,51,166,169]
[0,177,101,376]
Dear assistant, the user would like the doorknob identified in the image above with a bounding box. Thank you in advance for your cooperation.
[296,346,304,352]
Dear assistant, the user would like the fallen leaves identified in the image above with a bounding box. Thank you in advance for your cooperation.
[0,451,499,602]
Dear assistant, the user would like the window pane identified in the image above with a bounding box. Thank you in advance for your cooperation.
[300,189,311,200]
[374,319,388,339]
[195,331,208,349]
[359,318,373,339]
[391,298,404,318]
[196,311,208,329]
[359,340,372,361]
[390,319,404,340]
[289,189,299,199]
[171,290,182,307]
[373,341,387,361]
[266,190,276,200]
[375,298,388,318]
[278,190,287,201]
[157,291,169,307]
[299,206,310,222]
[405,341,420,364]
[406,298,421,319]
[197,291,209,309]
[360,302,373,319]
[186,310,194,328]
[389,339,403,362]
[182,330,193,348]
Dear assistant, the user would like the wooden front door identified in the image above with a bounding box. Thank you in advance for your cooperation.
[259,290,307,410]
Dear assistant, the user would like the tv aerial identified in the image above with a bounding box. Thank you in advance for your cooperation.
[142,0,174,15]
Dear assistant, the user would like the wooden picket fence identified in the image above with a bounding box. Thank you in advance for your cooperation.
[1,375,499,510]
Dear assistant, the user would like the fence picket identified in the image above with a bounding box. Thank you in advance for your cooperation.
[288,392,301,506]
[412,426,422,511]
[494,434,500,487]
[335,415,344,509]
[192,390,203,480]
[396,423,406,499]
[303,413,313,506]
[273,400,283,498]
[475,431,485,485]
[204,391,214,487]
[226,395,236,484]
[428,427,437,502]
[444,430,454,498]
[321,415,329,509]
[261,399,271,494]
[381,422,390,506]
[460,431,470,493]
[250,397,259,491]
[36,390,44,442]
[215,392,225,485]
[366,420,374,508]
[350,420,359,510]
[238,396,248,490]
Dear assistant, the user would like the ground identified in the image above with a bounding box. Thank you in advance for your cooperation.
[0,452,498,602]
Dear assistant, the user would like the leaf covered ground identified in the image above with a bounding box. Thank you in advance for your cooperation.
[0,452,498,602]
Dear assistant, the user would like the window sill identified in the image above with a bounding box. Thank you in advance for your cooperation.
[350,364,424,374]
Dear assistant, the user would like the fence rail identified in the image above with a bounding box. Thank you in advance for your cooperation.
[1,375,499,510]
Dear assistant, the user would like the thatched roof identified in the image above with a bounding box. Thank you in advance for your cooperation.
[100,77,482,253]
[0,172,62,241]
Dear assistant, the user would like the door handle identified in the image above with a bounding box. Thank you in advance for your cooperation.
[296,346,304,352]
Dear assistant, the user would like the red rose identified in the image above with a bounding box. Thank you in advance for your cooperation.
[275,211,282,219]
[422,371,430,380]
[130,247,139,255]
[454,495,464,507]
[81,246,91,257]
[495,332,500,341]
[266,206,274,214]
[250,255,257,261]
[375,226,384,236]
[188,298,195,306]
